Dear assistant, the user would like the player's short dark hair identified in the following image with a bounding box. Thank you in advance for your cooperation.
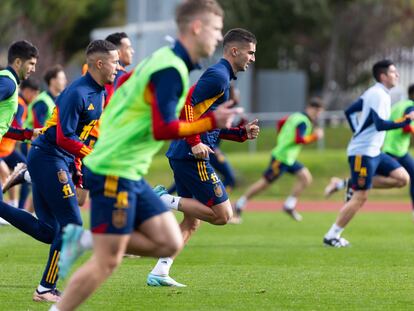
[372,59,394,82]
[8,40,39,64]
[175,0,224,33]
[307,97,324,109]
[44,65,64,86]
[105,32,129,47]
[86,40,117,56]
[223,28,257,49]
[408,84,414,99]
[20,77,40,91]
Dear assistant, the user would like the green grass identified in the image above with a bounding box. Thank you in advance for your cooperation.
[1,211,414,310]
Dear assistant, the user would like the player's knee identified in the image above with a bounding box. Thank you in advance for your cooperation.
[215,210,233,225]
[303,173,312,186]
[98,255,122,276]
[353,191,368,205]
[159,236,183,257]
[398,172,409,187]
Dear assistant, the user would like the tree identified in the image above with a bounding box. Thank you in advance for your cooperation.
[0,0,124,75]
[219,0,414,108]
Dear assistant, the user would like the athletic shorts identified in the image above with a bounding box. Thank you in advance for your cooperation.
[169,159,228,207]
[85,167,169,235]
[348,153,400,190]
[263,156,304,183]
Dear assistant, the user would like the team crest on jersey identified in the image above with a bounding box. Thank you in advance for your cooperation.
[57,169,68,184]
[112,209,127,228]
[87,103,95,110]
[357,176,366,187]
[214,184,223,198]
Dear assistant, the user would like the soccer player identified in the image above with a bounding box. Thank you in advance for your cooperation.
[147,28,258,287]
[382,84,414,215]
[323,60,414,247]
[26,65,67,129]
[0,40,119,302]
[326,84,414,211]
[53,1,241,310]
[2,65,68,208]
[105,32,134,89]
[0,40,39,199]
[0,78,40,210]
[233,98,325,223]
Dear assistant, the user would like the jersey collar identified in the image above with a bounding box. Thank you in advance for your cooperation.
[6,66,20,85]
[173,40,200,72]
[220,58,237,81]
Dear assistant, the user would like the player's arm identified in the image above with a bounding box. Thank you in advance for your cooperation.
[219,127,248,142]
[14,102,25,128]
[149,68,217,140]
[295,122,320,144]
[181,85,202,147]
[32,100,49,128]
[344,98,363,133]
[55,92,92,158]
[0,76,16,101]
[3,97,34,140]
[402,106,414,134]
[371,108,410,131]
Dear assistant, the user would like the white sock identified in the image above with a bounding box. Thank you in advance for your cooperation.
[24,170,31,183]
[236,196,247,210]
[80,229,93,250]
[325,223,344,239]
[151,257,173,276]
[49,305,60,311]
[159,194,180,210]
[37,284,52,293]
[284,196,297,210]
[336,179,346,190]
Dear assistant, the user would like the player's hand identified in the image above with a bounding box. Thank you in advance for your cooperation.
[72,158,84,188]
[191,143,214,159]
[406,111,414,120]
[213,100,244,129]
[314,127,324,139]
[246,119,260,139]
[31,128,42,140]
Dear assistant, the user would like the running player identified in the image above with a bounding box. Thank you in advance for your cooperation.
[53,1,241,310]
[323,60,414,247]
[147,28,258,287]
[382,84,414,216]
[2,65,67,208]
[0,40,38,199]
[326,84,414,213]
[233,98,324,223]
[0,78,40,210]
[0,40,119,302]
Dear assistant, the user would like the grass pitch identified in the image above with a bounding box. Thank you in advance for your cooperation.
[1,210,414,310]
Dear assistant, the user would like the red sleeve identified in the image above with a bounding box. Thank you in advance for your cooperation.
[294,128,318,144]
[219,126,248,142]
[55,106,92,158]
[3,127,33,140]
[148,83,217,140]
[276,116,288,133]
[403,124,414,133]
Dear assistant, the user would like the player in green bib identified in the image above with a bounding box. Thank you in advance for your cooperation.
[55,1,243,309]
[0,40,38,199]
[234,98,324,222]
[383,84,414,214]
